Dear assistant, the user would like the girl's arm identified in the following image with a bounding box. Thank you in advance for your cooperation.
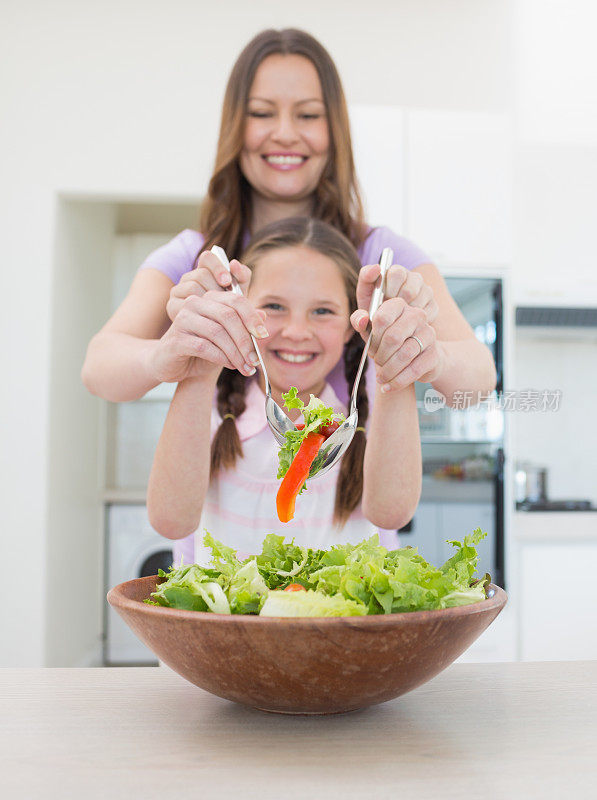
[351,291,434,530]
[361,383,421,530]
[147,374,218,539]
[143,287,266,538]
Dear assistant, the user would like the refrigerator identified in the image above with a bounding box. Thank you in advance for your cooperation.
[398,276,505,588]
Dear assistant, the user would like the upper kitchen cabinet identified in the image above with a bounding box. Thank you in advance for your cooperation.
[404,110,512,269]
[512,145,597,307]
[349,105,405,233]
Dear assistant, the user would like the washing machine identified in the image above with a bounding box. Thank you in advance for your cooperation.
[104,503,174,665]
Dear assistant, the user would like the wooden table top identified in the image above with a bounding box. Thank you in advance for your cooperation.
[1,661,595,799]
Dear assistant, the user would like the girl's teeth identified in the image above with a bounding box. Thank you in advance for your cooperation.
[266,155,304,165]
[276,351,314,363]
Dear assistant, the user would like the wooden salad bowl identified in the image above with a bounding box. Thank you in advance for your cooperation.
[108,575,507,715]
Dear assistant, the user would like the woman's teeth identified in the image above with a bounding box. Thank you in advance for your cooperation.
[265,155,305,165]
[275,351,315,363]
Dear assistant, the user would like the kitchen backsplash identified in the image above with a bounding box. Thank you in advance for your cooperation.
[512,335,597,505]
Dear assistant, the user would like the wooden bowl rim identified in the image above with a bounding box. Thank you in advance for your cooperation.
[107,574,507,626]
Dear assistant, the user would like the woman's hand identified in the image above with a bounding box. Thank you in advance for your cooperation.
[166,251,253,322]
[352,267,445,392]
[151,291,267,384]
[356,263,439,324]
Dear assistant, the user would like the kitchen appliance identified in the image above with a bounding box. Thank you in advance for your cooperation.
[398,276,505,587]
[515,462,548,504]
[104,503,173,665]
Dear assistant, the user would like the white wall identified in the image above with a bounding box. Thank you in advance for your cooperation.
[44,201,116,666]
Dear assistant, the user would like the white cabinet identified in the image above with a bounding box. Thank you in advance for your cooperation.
[405,110,512,268]
[512,145,597,307]
[349,106,512,269]
[349,105,405,231]
[519,540,597,661]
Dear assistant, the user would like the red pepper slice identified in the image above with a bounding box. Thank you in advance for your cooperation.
[284,583,306,592]
[276,431,325,523]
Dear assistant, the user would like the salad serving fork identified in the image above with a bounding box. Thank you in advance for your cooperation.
[210,246,296,446]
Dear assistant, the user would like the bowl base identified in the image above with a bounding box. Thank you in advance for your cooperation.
[255,706,361,716]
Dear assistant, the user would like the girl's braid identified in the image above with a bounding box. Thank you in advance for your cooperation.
[333,332,369,526]
[210,368,248,476]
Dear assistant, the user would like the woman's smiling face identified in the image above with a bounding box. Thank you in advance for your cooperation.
[247,245,352,405]
[240,54,329,204]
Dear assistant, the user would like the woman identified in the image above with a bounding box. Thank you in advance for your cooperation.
[82,28,496,406]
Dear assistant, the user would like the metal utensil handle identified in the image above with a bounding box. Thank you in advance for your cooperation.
[367,247,393,318]
[210,246,270,389]
[348,248,393,415]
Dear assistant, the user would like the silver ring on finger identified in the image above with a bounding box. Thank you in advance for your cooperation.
[407,334,424,355]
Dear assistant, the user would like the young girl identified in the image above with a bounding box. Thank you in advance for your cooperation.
[147,217,431,561]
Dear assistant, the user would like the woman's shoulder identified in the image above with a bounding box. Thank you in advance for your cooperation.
[359,225,432,271]
[138,229,205,285]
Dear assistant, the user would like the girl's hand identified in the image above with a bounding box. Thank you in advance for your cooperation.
[151,291,267,384]
[166,252,253,322]
[356,263,439,325]
[351,297,445,393]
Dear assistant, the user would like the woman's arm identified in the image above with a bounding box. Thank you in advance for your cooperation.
[81,269,174,402]
[413,263,497,406]
[147,374,218,539]
[362,383,421,530]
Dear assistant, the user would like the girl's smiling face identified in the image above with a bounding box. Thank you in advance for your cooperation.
[247,245,353,407]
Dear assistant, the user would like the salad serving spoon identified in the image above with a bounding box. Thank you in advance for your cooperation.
[304,246,393,480]
[210,246,296,446]
[210,245,392,476]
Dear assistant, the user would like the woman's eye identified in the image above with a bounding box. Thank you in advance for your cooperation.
[299,114,321,120]
[248,111,272,118]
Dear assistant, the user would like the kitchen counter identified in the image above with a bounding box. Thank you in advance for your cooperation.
[513,510,597,541]
[2,662,595,799]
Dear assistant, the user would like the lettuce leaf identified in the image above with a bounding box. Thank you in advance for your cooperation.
[276,387,345,487]
[148,563,231,613]
[227,559,269,614]
[260,589,368,617]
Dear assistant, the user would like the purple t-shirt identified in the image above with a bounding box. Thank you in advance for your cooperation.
[139,226,430,406]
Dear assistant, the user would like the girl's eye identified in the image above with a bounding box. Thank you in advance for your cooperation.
[313,307,334,316]
[263,302,284,311]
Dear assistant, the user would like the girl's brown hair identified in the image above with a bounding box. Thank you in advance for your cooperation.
[210,216,369,528]
[197,28,367,259]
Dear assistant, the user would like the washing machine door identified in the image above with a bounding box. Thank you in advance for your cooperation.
[105,503,174,665]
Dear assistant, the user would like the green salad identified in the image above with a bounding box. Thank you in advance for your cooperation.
[146,529,490,617]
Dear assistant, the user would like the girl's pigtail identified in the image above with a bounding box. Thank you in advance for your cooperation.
[210,369,248,477]
[333,333,369,527]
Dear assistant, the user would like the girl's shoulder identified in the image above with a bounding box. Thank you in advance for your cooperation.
[359,226,432,271]
[137,229,205,285]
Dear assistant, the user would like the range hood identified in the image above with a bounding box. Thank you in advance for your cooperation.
[516,306,597,328]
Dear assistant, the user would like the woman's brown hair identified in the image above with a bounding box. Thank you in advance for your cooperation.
[210,216,369,528]
[197,28,367,259]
